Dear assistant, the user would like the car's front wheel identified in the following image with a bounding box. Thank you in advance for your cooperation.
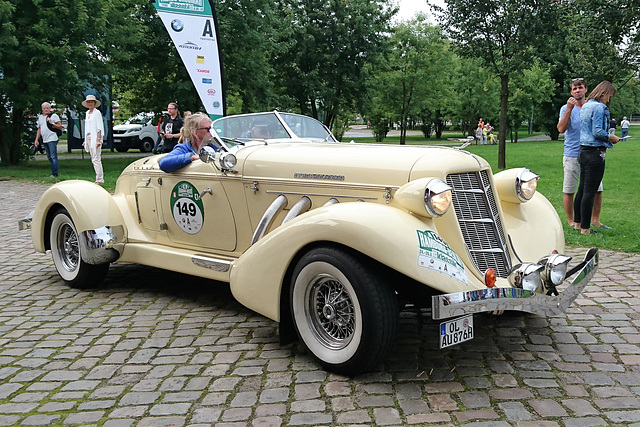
[290,246,398,375]
[115,147,129,153]
[140,138,154,153]
[49,208,109,289]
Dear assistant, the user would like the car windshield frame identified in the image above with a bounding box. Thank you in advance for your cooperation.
[211,112,337,151]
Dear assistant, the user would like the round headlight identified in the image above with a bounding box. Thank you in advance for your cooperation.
[516,168,539,202]
[220,152,237,169]
[424,179,452,217]
[508,263,543,292]
[540,253,572,286]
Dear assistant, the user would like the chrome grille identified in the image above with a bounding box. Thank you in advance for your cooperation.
[446,171,511,277]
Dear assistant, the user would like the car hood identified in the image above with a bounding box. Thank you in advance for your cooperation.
[239,143,490,186]
[114,124,143,131]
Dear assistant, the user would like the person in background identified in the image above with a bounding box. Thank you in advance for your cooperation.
[557,78,608,231]
[152,113,166,154]
[486,122,496,145]
[609,116,617,136]
[183,110,192,120]
[620,116,630,141]
[34,102,63,178]
[82,94,105,184]
[162,102,184,153]
[159,113,218,173]
[574,81,620,235]
[475,124,483,145]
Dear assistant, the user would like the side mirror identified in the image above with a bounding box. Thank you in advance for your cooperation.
[199,146,216,163]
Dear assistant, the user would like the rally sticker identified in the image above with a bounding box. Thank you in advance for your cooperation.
[170,181,204,234]
[417,230,468,285]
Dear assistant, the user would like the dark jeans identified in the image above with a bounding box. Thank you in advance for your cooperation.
[574,146,606,229]
[42,140,59,177]
[153,135,162,153]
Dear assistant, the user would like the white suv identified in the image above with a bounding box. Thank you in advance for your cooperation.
[113,113,158,153]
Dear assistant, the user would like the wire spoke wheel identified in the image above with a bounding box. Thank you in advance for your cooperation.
[49,208,109,288]
[307,273,356,349]
[291,246,398,375]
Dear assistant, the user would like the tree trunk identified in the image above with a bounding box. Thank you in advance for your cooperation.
[498,75,509,169]
[0,106,24,165]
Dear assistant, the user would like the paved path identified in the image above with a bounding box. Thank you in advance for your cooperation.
[2,180,640,426]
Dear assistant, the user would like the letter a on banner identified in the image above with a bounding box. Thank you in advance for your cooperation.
[152,0,226,119]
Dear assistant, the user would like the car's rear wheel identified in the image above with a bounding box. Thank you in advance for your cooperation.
[140,138,154,153]
[290,246,398,375]
[115,147,128,153]
[49,208,109,289]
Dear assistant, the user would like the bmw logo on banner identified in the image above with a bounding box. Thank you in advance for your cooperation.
[171,19,184,32]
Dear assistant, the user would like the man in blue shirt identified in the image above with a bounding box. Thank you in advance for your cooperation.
[557,78,610,230]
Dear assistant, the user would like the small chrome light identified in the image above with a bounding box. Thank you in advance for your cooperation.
[516,168,539,202]
[508,263,543,292]
[424,179,452,217]
[538,253,572,295]
[220,152,237,169]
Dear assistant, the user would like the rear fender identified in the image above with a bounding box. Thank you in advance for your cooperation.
[230,202,476,321]
[32,181,126,261]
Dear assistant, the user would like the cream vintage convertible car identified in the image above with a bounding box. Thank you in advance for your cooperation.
[20,111,598,374]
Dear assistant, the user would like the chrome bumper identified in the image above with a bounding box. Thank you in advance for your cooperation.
[18,211,34,231]
[79,225,125,265]
[432,248,598,320]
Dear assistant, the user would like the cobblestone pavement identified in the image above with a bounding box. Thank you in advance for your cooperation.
[2,180,640,427]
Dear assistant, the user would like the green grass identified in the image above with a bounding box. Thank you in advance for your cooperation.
[2,127,639,253]
[0,156,138,189]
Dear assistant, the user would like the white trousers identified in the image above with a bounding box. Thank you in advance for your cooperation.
[88,144,104,183]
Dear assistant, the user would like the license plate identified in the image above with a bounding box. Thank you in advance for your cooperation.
[440,314,473,348]
[114,139,121,143]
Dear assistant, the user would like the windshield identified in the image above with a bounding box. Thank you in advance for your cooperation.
[280,113,336,142]
[211,112,337,150]
[125,113,153,125]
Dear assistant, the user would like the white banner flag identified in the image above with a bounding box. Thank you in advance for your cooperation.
[153,0,225,119]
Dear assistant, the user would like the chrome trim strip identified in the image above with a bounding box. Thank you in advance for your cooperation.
[250,195,288,246]
[431,248,598,320]
[283,196,311,224]
[79,225,125,265]
[265,190,377,200]
[192,255,231,272]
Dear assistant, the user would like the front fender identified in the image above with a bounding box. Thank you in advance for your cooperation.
[502,192,564,261]
[230,202,477,321]
[32,180,126,261]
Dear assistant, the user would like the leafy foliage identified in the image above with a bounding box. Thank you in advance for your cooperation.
[435,0,558,168]
[0,0,143,164]
[270,0,394,129]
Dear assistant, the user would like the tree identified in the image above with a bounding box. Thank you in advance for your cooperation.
[435,0,557,169]
[271,0,394,129]
[507,63,555,143]
[0,0,143,165]
[448,58,500,138]
[381,15,451,144]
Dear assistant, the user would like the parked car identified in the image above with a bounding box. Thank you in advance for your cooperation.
[20,111,598,375]
[112,112,158,152]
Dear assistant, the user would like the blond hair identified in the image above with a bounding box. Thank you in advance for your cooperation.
[178,112,209,144]
[587,81,616,104]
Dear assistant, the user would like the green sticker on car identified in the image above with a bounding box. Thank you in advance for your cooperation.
[170,181,204,234]
[417,230,468,284]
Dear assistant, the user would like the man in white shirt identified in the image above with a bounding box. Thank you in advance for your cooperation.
[34,102,63,178]
[621,116,630,141]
